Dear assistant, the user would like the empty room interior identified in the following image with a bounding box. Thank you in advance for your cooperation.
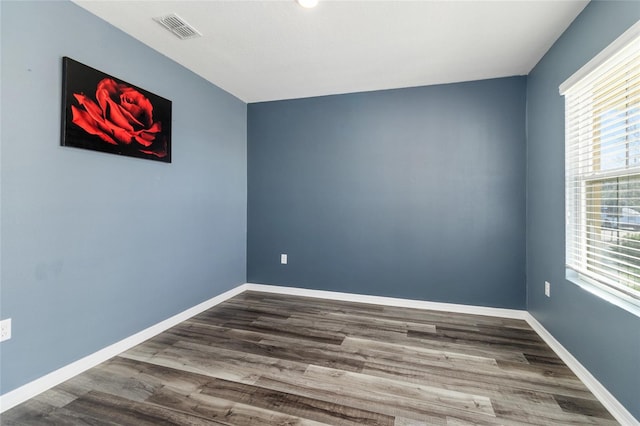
[1,0,639,424]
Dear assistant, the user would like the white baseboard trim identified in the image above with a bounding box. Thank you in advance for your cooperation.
[244,283,529,319]
[3,282,636,425]
[0,284,249,413]
[524,313,638,426]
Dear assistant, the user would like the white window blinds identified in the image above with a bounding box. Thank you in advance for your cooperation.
[563,23,640,302]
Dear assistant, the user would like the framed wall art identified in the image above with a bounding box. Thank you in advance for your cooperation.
[61,57,172,163]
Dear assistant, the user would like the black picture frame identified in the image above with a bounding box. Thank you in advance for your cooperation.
[61,57,172,163]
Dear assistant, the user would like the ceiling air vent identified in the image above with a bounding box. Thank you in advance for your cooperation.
[154,13,202,40]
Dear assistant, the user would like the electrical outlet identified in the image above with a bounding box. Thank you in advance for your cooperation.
[0,318,12,342]
[544,281,551,297]
[280,253,288,265]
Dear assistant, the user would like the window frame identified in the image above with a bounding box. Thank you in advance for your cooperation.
[561,20,640,316]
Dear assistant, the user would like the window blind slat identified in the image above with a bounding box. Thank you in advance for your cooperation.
[565,28,640,302]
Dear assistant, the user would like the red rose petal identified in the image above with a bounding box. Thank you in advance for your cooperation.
[120,87,154,127]
[104,98,137,132]
[100,119,134,144]
[140,137,167,158]
[95,79,144,131]
[139,150,167,158]
[115,103,145,129]
[73,93,105,125]
[139,138,167,158]
[133,132,155,147]
[96,78,119,114]
[120,102,144,123]
[97,78,119,96]
[71,105,118,145]
[148,121,162,133]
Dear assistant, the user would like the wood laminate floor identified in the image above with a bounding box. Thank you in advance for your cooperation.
[1,291,618,425]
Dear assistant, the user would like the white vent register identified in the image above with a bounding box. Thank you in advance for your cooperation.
[154,13,202,40]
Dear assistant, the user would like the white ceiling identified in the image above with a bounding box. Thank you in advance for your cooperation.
[73,0,589,103]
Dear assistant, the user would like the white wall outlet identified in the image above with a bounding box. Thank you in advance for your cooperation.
[280,253,288,265]
[0,318,12,342]
[544,281,551,297]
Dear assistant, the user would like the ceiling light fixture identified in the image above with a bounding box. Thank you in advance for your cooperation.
[296,0,319,8]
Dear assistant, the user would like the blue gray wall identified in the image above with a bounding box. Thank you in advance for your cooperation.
[526,1,640,419]
[3,0,637,419]
[0,1,247,394]
[248,77,527,309]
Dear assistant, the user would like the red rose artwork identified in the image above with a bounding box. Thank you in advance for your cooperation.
[61,57,171,163]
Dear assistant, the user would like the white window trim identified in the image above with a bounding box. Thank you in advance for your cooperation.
[566,270,640,317]
[559,20,640,96]
[561,20,640,317]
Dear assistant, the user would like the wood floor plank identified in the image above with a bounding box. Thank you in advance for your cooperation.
[1,398,62,426]
[360,360,594,402]
[407,328,558,359]
[357,351,596,400]
[161,321,365,372]
[340,336,502,368]
[302,364,496,418]
[120,339,310,386]
[62,390,226,425]
[145,386,329,426]
[491,398,618,425]
[343,331,531,364]
[553,394,618,420]
[2,291,619,425]
[253,375,450,425]
[253,369,502,424]
[199,377,395,426]
[213,317,345,346]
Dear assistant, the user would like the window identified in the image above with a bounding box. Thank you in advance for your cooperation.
[562,21,640,306]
